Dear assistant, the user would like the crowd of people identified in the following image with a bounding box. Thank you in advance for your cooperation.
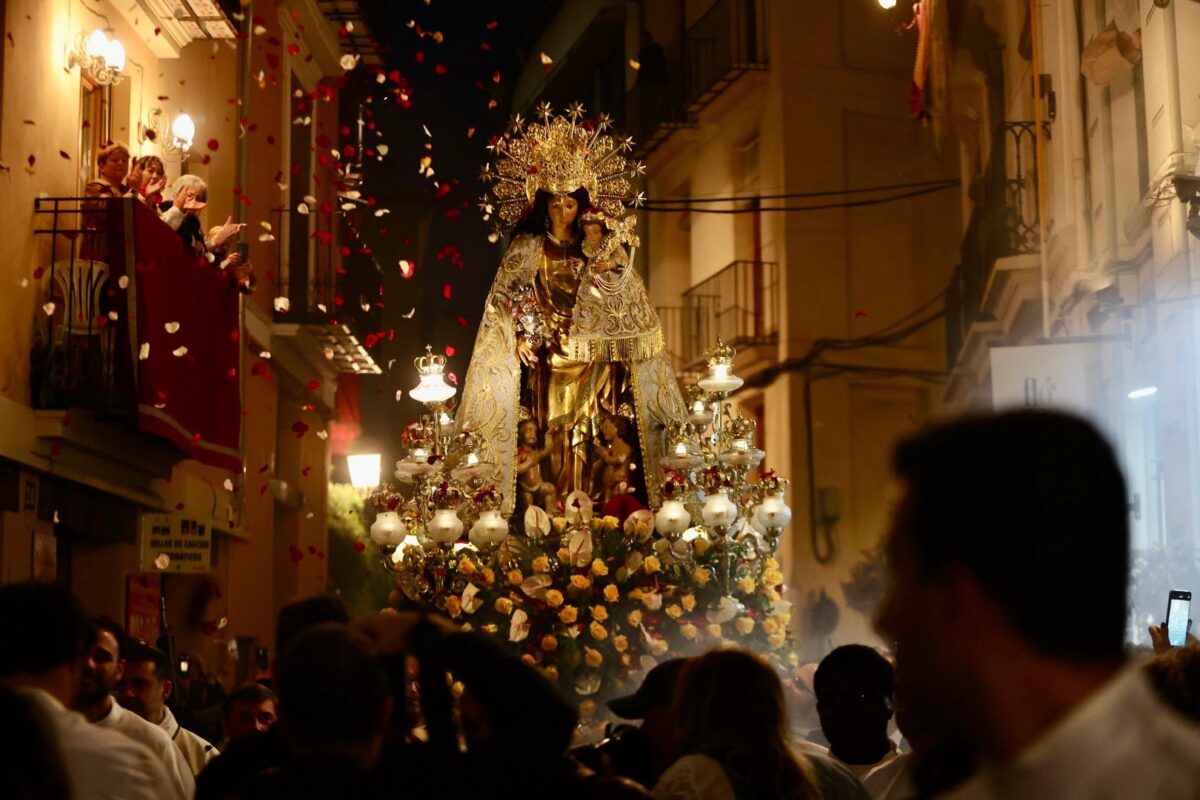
[81,141,255,294]
[3,410,1200,799]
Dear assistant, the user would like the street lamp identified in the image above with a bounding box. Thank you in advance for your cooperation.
[877,0,898,8]
[348,452,382,492]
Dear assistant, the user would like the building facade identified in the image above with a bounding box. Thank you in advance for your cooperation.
[0,0,378,679]
[938,0,1200,640]
[512,0,964,656]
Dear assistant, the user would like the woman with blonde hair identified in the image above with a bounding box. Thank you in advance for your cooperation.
[654,649,866,800]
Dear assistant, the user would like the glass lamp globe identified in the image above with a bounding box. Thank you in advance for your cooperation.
[701,491,739,528]
[697,341,743,393]
[103,38,126,72]
[756,494,793,529]
[369,510,405,547]
[171,113,196,150]
[426,508,464,544]
[85,29,109,58]
[410,345,456,405]
[469,508,508,548]
[654,498,691,537]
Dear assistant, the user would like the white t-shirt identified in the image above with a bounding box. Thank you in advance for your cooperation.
[937,666,1200,799]
[20,687,174,800]
[94,697,195,800]
[158,703,218,776]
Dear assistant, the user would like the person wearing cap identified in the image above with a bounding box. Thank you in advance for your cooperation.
[601,658,689,788]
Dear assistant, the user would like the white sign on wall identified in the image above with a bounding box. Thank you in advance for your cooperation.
[990,342,1102,418]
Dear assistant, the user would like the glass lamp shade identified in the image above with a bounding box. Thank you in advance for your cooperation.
[436,410,456,437]
[347,453,381,490]
[700,491,739,528]
[469,509,508,547]
[756,493,793,529]
[171,113,195,149]
[688,399,714,428]
[85,29,109,58]
[697,363,743,394]
[654,499,691,536]
[370,510,405,547]
[103,38,126,72]
[426,508,464,544]
[410,373,455,405]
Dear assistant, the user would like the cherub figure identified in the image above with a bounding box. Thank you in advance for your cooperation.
[516,417,558,513]
[591,414,635,501]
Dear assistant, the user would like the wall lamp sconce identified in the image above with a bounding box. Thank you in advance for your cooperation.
[143,109,196,162]
[69,29,126,86]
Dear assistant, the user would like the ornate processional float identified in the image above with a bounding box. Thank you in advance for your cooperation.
[367,104,796,707]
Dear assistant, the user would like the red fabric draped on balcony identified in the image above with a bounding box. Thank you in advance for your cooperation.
[115,201,242,471]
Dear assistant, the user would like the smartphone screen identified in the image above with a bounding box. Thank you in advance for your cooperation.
[1167,591,1192,647]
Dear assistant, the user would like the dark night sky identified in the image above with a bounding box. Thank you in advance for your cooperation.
[344,0,553,472]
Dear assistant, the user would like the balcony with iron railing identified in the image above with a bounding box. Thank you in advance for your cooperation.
[271,205,381,374]
[944,120,1047,371]
[30,196,245,473]
[630,0,768,158]
[657,259,779,374]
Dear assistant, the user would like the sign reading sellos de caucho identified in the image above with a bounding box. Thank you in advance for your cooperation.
[138,513,212,574]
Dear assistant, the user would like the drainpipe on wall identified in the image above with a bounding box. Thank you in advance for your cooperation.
[1030,0,1051,338]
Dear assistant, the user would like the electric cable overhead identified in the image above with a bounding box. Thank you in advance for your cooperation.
[640,181,960,214]
[643,178,961,204]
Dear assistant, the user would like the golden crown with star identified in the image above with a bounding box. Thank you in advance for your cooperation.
[479,101,646,235]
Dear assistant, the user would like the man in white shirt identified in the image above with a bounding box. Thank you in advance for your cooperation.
[875,411,1200,799]
[0,581,174,800]
[120,640,218,775]
[814,644,902,791]
[76,617,196,800]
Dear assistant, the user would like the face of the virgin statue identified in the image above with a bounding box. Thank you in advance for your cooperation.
[548,194,579,229]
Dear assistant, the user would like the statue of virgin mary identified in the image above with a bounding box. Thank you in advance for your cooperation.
[456,103,686,514]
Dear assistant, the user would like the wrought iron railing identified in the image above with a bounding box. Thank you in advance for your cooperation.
[30,196,127,412]
[944,121,1046,367]
[629,0,767,157]
[659,259,779,371]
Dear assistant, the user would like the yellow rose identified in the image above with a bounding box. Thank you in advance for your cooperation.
[589,621,608,641]
[735,617,755,635]
[693,537,710,556]
[640,592,661,610]
[765,557,779,571]
[591,559,609,577]
[762,618,779,635]
[692,567,710,586]
[494,597,514,615]
[643,555,661,573]
[445,596,462,618]
[552,516,567,533]
[648,638,669,656]
[544,665,559,681]
[707,623,723,638]
[532,556,550,573]
[482,623,499,635]
[579,699,597,717]
[603,584,620,603]
[681,594,697,613]
[602,515,620,531]
[620,653,633,668]
[458,557,476,575]
[773,610,792,626]
[627,588,644,601]
[545,589,565,608]
[481,567,496,585]
[627,609,643,627]
[521,653,537,666]
[633,520,651,538]
[558,547,571,562]
[570,574,592,590]
[584,647,604,667]
[558,605,578,624]
[665,604,683,619]
[737,576,756,594]
[613,635,629,653]
[768,632,787,650]
[541,634,559,652]
[680,624,699,640]
[764,570,785,586]
[508,569,524,585]
[591,605,608,621]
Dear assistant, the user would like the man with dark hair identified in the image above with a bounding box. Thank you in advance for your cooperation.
[196,594,349,800]
[0,581,171,800]
[876,410,1200,798]
[76,616,194,800]
[120,640,218,774]
[814,645,899,785]
[239,623,391,797]
[220,683,277,746]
